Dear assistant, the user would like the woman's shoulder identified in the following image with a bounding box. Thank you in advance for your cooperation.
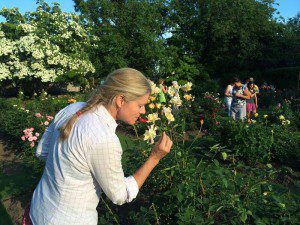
[78,114,118,142]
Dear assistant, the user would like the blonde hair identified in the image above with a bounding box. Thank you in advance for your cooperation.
[60,68,151,140]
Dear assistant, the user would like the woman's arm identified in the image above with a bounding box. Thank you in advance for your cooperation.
[87,132,172,205]
[236,88,251,99]
[35,121,55,161]
[255,93,258,107]
[133,132,172,188]
[161,85,167,93]
[224,85,232,97]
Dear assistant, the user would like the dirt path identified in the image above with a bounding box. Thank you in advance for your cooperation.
[0,137,31,225]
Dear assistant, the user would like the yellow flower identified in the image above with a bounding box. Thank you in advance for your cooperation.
[181,82,193,92]
[165,112,175,122]
[184,94,192,101]
[254,113,258,117]
[279,115,285,120]
[147,99,151,103]
[200,119,204,125]
[150,96,156,101]
[147,113,160,123]
[263,114,268,118]
[68,98,77,103]
[149,103,155,109]
[156,103,161,109]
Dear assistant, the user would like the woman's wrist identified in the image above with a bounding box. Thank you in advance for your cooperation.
[149,154,161,165]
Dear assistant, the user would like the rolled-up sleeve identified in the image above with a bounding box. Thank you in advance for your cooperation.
[87,138,139,205]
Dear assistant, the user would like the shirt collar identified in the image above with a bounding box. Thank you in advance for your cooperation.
[93,104,118,133]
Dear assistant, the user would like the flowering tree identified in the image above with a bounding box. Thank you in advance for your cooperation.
[0,2,96,95]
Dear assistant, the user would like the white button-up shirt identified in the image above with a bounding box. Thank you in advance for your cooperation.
[30,102,139,225]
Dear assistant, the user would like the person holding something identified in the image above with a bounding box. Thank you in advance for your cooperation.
[25,68,173,225]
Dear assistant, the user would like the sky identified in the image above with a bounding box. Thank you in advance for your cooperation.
[0,0,299,22]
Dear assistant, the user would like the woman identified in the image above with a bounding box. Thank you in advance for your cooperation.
[224,82,234,116]
[27,68,173,225]
[158,78,167,104]
[231,77,251,120]
[246,82,258,123]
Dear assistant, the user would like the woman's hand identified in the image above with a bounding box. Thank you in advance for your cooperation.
[150,132,173,162]
[133,132,173,188]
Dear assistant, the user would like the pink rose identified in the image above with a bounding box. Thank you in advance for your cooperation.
[44,121,49,126]
[28,136,34,142]
[32,136,38,141]
[35,113,42,118]
[46,115,54,121]
[35,132,40,137]
[21,136,26,141]
[30,142,35,148]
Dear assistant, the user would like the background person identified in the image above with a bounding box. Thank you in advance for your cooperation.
[224,81,234,116]
[249,77,260,94]
[27,68,173,225]
[158,78,167,104]
[246,81,258,123]
[231,77,251,120]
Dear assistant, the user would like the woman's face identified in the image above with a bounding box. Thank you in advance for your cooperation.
[250,84,254,89]
[117,93,150,125]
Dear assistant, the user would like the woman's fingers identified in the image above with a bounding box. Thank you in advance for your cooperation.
[157,131,164,145]
[159,132,167,148]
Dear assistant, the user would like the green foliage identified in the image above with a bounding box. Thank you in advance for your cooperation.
[0,96,299,224]
[217,116,300,168]
[73,0,169,78]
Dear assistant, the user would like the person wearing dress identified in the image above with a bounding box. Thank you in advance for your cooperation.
[158,78,167,104]
[27,68,173,225]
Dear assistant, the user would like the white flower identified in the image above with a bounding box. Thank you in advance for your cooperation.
[167,87,176,97]
[170,95,182,107]
[143,125,157,144]
[282,120,290,125]
[162,106,172,114]
[146,113,160,123]
[149,80,160,95]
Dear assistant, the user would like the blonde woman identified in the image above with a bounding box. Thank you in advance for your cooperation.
[26,68,173,225]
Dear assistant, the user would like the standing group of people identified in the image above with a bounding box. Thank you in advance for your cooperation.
[224,77,259,122]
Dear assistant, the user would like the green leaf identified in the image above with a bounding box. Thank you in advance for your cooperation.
[221,152,227,160]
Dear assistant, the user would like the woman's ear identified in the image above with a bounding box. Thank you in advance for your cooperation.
[114,94,125,109]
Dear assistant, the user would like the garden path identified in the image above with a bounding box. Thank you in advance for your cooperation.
[0,136,31,225]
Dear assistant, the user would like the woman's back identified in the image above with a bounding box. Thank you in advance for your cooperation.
[30,102,121,225]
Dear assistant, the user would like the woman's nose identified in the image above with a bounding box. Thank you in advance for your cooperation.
[140,106,146,114]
